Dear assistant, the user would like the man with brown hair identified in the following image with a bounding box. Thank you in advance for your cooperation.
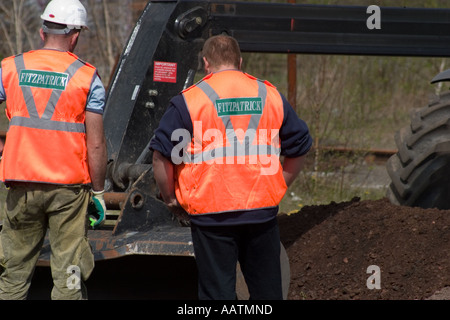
[151,34,312,299]
[0,0,107,300]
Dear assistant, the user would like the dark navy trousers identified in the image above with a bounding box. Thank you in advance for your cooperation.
[190,218,283,300]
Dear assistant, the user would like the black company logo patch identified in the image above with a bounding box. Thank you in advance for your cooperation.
[215,97,263,116]
[19,69,69,90]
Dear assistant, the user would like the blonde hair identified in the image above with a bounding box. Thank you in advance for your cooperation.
[202,35,241,69]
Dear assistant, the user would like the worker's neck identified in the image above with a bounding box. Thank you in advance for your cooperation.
[209,65,240,73]
[42,39,72,53]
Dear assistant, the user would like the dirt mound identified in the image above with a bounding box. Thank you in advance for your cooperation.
[278,197,450,300]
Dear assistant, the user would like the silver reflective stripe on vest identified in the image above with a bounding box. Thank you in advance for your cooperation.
[184,79,280,164]
[9,116,85,132]
[12,54,86,133]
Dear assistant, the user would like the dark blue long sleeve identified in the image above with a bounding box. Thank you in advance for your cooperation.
[150,94,193,159]
[279,93,313,158]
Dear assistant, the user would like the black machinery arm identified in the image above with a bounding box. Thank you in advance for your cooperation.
[103,0,450,191]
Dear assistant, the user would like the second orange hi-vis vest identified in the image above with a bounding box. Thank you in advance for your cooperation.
[0,49,97,185]
[176,70,288,215]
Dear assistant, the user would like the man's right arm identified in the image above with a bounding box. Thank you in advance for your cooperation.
[279,93,313,186]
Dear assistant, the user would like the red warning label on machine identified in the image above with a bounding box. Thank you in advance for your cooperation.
[153,61,177,83]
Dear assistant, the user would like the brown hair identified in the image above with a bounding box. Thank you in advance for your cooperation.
[202,35,241,69]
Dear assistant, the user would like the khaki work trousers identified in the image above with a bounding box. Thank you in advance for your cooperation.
[0,183,94,300]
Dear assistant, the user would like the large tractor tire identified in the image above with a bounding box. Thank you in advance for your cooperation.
[387,91,450,209]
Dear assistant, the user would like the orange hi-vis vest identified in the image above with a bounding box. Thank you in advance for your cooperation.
[0,49,97,185]
[177,70,288,215]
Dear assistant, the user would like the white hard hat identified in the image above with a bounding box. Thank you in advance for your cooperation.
[41,0,88,32]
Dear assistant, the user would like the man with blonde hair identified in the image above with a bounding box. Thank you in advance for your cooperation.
[151,34,312,299]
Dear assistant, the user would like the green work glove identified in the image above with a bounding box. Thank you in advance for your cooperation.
[88,189,106,228]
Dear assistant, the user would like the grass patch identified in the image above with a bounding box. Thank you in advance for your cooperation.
[279,153,388,214]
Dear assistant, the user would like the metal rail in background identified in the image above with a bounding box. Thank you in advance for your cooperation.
[205,2,450,57]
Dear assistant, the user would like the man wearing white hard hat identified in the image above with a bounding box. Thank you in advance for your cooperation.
[0,0,107,300]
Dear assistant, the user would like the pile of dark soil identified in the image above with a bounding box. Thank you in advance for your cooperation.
[278,197,450,300]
